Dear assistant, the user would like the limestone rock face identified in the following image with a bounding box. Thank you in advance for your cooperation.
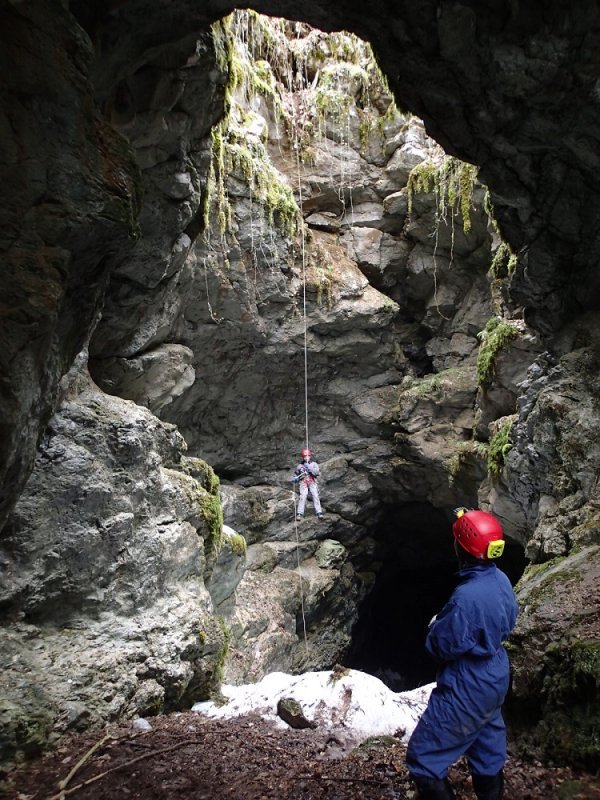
[85,29,224,364]
[2,0,599,543]
[78,20,502,694]
[89,343,196,415]
[491,343,600,559]
[0,360,224,768]
[487,339,600,766]
[75,0,600,336]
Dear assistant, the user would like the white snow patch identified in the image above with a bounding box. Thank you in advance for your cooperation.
[192,670,433,743]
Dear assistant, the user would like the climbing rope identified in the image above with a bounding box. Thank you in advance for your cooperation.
[291,83,310,655]
[292,484,309,656]
[295,125,310,453]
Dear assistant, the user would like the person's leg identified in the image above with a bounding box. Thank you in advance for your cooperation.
[471,771,503,800]
[310,483,323,515]
[297,482,307,516]
[411,776,456,799]
[466,708,506,800]
[406,687,476,792]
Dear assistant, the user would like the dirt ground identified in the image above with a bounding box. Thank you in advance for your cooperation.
[3,712,599,800]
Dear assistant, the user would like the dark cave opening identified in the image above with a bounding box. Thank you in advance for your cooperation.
[345,502,526,692]
[346,561,456,691]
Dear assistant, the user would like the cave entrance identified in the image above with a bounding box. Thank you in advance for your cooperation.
[345,502,526,692]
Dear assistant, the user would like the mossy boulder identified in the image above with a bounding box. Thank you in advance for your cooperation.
[276,697,317,729]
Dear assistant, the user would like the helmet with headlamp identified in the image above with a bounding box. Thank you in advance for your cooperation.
[452,507,505,560]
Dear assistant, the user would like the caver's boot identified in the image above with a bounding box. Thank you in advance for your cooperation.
[472,770,504,800]
[412,776,456,799]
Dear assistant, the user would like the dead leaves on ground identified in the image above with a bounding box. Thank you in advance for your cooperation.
[3,712,599,800]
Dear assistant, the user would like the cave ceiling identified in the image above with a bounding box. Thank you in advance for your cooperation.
[76,0,600,330]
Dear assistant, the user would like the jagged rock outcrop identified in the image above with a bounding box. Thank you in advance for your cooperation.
[507,546,600,770]
[0,357,226,766]
[491,342,600,557]
[4,0,600,532]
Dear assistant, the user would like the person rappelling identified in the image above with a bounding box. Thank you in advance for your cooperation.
[291,448,324,520]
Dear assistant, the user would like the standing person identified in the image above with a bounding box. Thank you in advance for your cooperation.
[406,508,518,800]
[291,448,323,520]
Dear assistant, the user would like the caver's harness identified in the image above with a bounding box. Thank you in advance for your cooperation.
[292,457,318,486]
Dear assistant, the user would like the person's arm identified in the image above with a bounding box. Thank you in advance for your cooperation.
[309,462,319,477]
[425,598,476,662]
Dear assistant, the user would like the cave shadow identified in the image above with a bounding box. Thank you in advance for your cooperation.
[344,502,526,692]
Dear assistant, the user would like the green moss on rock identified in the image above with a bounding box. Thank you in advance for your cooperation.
[445,439,488,485]
[508,549,599,769]
[180,456,224,572]
[490,240,518,277]
[213,617,232,692]
[180,614,229,705]
[476,317,521,385]
[181,456,221,495]
[535,641,600,769]
[407,156,478,233]
[487,417,514,477]
[228,532,247,555]
[199,491,224,568]
[518,562,581,615]
[518,556,566,584]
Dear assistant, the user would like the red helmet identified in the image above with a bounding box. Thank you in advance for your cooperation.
[452,508,505,560]
[300,448,313,458]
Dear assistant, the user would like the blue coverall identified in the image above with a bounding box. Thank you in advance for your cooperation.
[406,563,518,780]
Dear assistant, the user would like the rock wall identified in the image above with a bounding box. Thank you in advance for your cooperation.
[0,2,140,532]
[0,355,226,766]
[84,18,511,685]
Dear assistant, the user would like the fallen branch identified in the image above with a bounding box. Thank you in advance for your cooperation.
[57,734,114,793]
[47,739,200,800]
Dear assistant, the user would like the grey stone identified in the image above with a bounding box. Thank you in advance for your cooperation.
[277,697,317,729]
[132,717,154,733]
[315,540,347,569]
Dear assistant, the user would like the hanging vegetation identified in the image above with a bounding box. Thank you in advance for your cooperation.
[487,417,515,477]
[205,11,403,250]
[476,317,522,385]
[406,156,479,234]
[446,439,489,485]
[490,240,518,277]
[206,14,303,243]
